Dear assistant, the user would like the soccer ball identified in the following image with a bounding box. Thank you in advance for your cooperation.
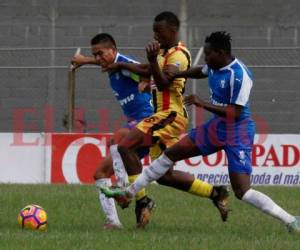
[17,204,48,231]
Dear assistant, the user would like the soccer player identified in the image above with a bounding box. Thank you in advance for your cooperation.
[102,31,300,234]
[101,12,230,222]
[71,33,155,229]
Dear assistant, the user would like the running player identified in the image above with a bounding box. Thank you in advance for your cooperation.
[101,12,230,223]
[71,33,155,229]
[102,31,300,234]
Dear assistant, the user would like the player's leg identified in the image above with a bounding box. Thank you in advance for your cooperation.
[101,135,197,199]
[116,127,151,175]
[156,135,211,195]
[110,127,155,228]
[102,121,230,221]
[94,128,149,229]
[115,112,178,177]
[103,135,226,204]
[115,128,157,228]
[149,117,229,221]
[94,156,122,229]
[227,146,300,234]
[109,128,131,187]
[151,135,229,221]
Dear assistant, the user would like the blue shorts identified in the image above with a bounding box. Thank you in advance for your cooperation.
[124,119,149,159]
[188,117,255,174]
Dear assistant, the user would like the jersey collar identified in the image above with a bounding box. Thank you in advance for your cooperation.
[219,57,237,71]
[161,41,184,56]
[114,52,120,63]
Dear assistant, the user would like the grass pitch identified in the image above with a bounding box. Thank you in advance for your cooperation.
[0,184,300,250]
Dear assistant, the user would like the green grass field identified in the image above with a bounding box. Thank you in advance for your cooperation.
[0,184,300,250]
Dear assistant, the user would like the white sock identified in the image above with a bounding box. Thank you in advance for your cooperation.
[95,178,122,226]
[127,153,173,197]
[110,144,129,187]
[242,189,296,225]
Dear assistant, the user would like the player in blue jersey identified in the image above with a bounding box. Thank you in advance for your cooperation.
[102,31,300,234]
[72,33,155,229]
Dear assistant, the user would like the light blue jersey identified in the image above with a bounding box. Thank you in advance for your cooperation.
[108,53,153,121]
[188,58,256,174]
[202,58,253,122]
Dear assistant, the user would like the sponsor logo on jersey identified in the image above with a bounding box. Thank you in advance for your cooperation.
[119,94,135,106]
[220,80,225,88]
[239,150,246,165]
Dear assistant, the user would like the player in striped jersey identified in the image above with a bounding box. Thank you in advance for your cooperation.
[101,12,230,225]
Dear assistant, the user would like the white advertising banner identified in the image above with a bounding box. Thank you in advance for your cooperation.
[0,133,46,183]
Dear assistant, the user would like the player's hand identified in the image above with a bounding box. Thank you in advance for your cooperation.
[102,62,122,73]
[163,65,180,80]
[146,41,160,63]
[138,76,151,92]
[138,81,151,93]
[184,94,204,107]
[71,54,86,69]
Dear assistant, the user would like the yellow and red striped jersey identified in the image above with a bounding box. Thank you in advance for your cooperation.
[153,42,191,117]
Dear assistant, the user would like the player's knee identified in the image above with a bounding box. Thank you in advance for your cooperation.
[107,138,114,147]
[94,172,109,180]
[157,172,173,186]
[93,167,111,180]
[117,144,131,155]
[233,188,246,200]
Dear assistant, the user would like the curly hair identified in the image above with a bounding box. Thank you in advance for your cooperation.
[205,31,232,54]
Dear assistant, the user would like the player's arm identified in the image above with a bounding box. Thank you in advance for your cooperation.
[164,65,208,80]
[71,55,100,69]
[146,41,173,91]
[177,66,208,79]
[184,94,243,120]
[103,62,151,77]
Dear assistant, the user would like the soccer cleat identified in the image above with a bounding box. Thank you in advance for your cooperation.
[135,196,156,229]
[211,185,230,222]
[287,216,300,235]
[100,185,132,209]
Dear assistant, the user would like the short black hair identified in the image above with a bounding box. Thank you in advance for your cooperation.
[154,11,180,30]
[205,31,231,54]
[90,33,117,48]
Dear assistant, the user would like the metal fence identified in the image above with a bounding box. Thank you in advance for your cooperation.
[0,47,299,133]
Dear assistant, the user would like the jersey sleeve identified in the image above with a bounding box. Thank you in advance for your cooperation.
[121,69,140,82]
[118,55,141,83]
[165,50,189,71]
[230,69,253,106]
[201,64,209,75]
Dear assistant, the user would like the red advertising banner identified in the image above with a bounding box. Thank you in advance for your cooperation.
[51,133,112,183]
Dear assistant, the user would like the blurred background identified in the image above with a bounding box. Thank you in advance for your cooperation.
[0,0,299,133]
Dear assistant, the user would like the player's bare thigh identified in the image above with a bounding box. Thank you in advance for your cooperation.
[94,128,131,180]
[118,127,153,150]
[164,135,202,162]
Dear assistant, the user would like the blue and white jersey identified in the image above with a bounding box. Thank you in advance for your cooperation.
[108,53,153,121]
[202,58,253,122]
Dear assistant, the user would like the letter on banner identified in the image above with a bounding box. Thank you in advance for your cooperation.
[62,137,105,183]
